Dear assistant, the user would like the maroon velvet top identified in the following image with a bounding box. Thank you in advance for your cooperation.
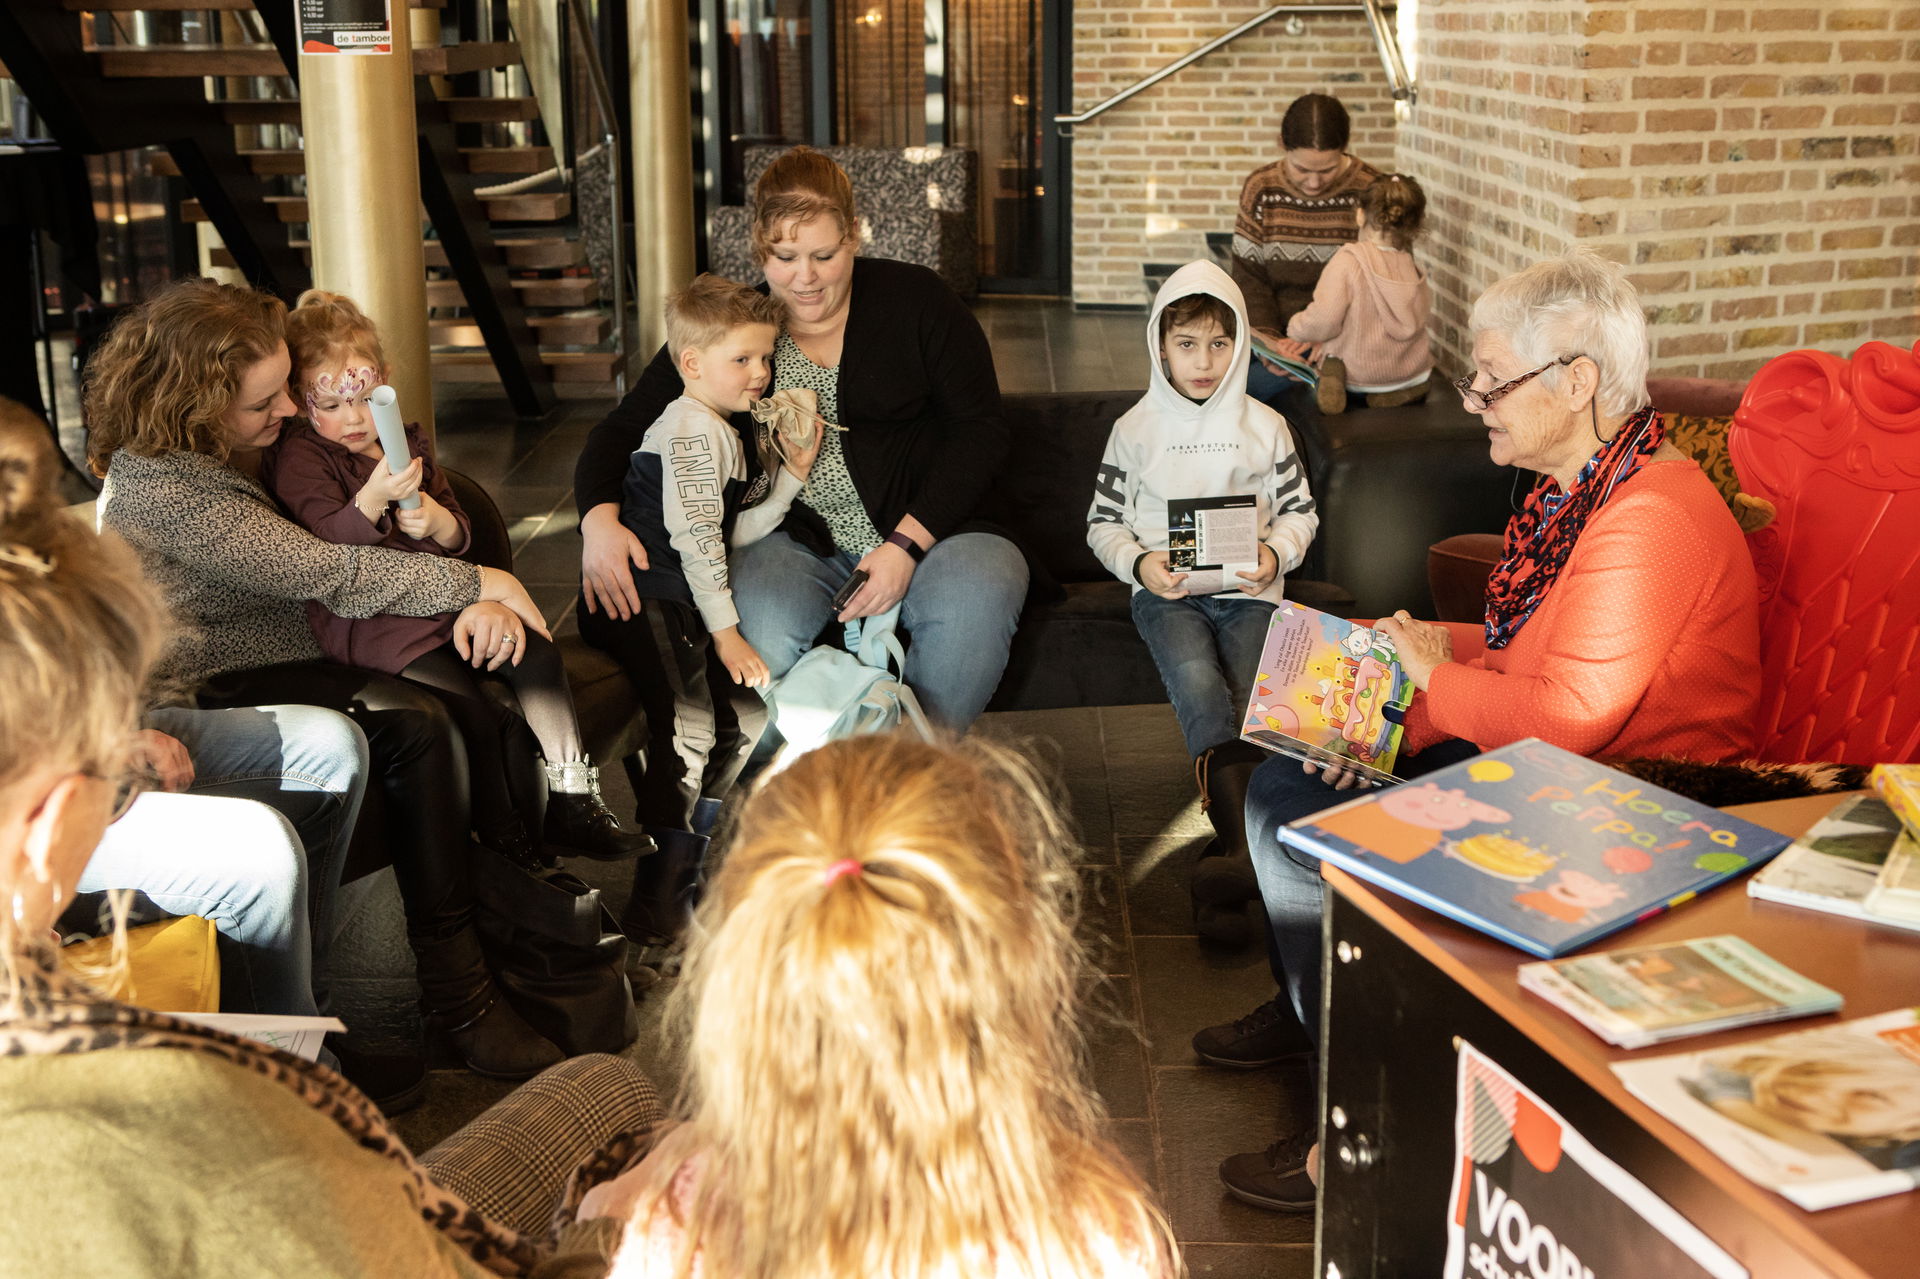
[261,422,473,675]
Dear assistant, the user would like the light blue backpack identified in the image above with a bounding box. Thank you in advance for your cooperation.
[762,606,933,763]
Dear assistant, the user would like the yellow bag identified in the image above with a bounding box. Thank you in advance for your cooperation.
[60,915,221,1013]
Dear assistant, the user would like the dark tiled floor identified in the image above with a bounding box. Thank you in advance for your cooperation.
[54,300,1308,1272]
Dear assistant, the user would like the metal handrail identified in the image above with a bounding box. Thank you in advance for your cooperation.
[557,0,630,395]
[1054,1,1413,135]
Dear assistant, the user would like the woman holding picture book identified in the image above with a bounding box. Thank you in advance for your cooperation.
[1196,250,1765,1214]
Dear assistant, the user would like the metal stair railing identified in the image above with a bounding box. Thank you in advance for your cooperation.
[1053,0,1413,136]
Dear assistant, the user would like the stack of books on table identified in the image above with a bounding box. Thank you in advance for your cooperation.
[1746,764,1920,931]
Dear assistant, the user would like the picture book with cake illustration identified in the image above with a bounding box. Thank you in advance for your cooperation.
[1279,739,1794,957]
[1240,600,1414,785]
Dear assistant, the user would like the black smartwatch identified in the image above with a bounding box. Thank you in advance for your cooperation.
[884,530,927,563]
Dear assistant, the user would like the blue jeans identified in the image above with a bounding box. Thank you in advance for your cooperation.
[1130,591,1276,757]
[731,530,1028,731]
[1247,736,1482,1042]
[78,705,369,1016]
[1246,357,1292,409]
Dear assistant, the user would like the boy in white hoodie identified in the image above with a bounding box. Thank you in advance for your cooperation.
[1088,260,1319,945]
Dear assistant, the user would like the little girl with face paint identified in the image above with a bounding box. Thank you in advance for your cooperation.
[262,290,652,867]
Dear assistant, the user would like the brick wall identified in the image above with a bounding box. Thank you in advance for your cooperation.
[1393,0,1586,372]
[1066,0,1920,381]
[1396,0,1919,378]
[1067,2,1396,306]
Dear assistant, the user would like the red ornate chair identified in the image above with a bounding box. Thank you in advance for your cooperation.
[1730,341,1920,764]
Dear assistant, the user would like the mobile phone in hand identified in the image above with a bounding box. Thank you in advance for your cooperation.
[831,568,869,613]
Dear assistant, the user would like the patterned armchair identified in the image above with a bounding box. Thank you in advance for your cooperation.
[709,145,979,300]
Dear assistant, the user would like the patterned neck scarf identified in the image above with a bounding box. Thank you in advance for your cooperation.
[1483,406,1665,650]
[0,954,544,1274]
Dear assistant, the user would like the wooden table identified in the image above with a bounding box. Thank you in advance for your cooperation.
[1316,795,1920,1278]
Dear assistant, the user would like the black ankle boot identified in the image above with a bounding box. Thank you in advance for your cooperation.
[411,926,564,1080]
[477,816,552,873]
[544,759,656,861]
[1191,743,1267,910]
[619,827,707,947]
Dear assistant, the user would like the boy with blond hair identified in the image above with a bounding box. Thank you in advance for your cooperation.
[579,274,808,940]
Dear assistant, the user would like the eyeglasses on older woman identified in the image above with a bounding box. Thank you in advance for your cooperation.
[1453,353,1582,412]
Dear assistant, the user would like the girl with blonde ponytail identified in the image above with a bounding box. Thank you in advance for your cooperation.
[587,733,1181,1279]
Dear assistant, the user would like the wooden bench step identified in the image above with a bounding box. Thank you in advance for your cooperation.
[433,350,621,385]
[210,236,583,271]
[218,95,540,127]
[184,190,569,224]
[154,145,555,180]
[95,43,283,79]
[68,0,442,9]
[413,41,520,77]
[426,275,599,308]
[96,40,513,79]
[429,312,610,346]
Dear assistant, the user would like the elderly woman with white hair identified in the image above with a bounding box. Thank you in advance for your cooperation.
[1193,249,1764,1212]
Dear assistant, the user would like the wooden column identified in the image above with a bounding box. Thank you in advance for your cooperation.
[631,0,695,358]
[298,13,434,435]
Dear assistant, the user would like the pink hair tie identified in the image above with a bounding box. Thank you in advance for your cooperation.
[823,859,863,887]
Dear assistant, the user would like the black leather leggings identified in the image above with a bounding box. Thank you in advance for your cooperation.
[399,632,583,836]
[198,661,476,940]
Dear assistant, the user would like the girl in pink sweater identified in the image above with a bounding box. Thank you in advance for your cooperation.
[1282,173,1433,414]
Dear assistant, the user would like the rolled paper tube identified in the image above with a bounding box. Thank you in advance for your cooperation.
[368,385,421,510]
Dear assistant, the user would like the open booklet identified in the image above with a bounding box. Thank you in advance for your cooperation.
[171,1013,346,1062]
[1166,495,1260,595]
[1614,1008,1920,1211]
[1239,599,1413,785]
[1248,335,1320,387]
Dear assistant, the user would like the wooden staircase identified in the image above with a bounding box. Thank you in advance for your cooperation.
[6,0,625,408]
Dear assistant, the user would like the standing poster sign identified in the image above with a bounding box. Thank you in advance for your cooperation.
[1444,1042,1746,1279]
[298,0,393,54]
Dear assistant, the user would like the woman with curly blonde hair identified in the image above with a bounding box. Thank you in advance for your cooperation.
[583,733,1180,1279]
[90,278,568,1080]
[0,404,662,1275]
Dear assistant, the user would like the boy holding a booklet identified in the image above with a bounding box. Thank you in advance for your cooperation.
[1087,260,1320,944]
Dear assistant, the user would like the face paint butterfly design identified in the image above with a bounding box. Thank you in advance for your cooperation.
[305,365,377,418]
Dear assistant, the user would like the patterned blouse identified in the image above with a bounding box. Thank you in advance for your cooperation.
[773,330,882,555]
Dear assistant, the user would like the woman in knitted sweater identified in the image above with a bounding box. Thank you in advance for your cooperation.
[0,405,660,1278]
[90,279,564,1081]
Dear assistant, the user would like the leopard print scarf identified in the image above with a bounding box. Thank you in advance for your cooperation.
[1483,406,1665,651]
[1,954,544,1275]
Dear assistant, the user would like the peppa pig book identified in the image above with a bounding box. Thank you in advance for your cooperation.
[1239,600,1415,786]
[1279,739,1794,957]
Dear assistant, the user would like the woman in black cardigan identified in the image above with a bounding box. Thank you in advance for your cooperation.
[572,149,1027,745]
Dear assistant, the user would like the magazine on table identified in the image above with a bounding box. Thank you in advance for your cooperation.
[1279,739,1793,957]
[1613,1008,1920,1211]
[1870,763,1920,838]
[1165,494,1259,596]
[1517,935,1842,1049]
[1864,833,1920,925]
[1239,600,1413,786]
[1745,795,1920,935]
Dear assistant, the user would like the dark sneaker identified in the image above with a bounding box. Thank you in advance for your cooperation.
[1191,994,1314,1068]
[1219,1128,1318,1212]
[326,1038,429,1116]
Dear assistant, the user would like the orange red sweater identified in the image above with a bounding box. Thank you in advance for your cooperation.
[1403,460,1761,762]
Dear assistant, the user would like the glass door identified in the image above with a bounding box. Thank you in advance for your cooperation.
[697,0,1066,293]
